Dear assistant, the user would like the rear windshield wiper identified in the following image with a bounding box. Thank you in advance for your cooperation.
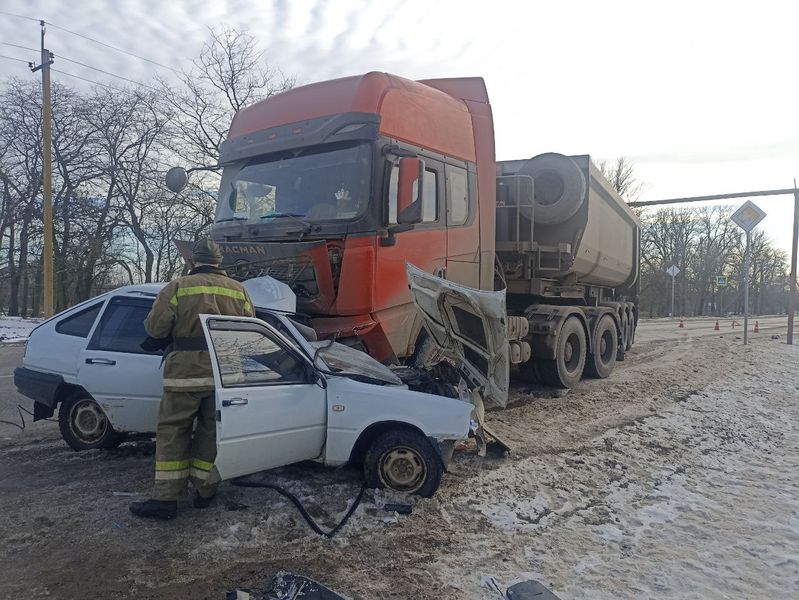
[216,216,247,223]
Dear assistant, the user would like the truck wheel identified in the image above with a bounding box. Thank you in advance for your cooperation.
[58,393,126,451]
[363,429,443,498]
[539,316,586,388]
[585,315,617,378]
[625,305,636,350]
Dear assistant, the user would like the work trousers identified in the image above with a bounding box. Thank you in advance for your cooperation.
[153,390,220,501]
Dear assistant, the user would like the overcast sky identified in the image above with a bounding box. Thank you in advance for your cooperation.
[2,0,798,252]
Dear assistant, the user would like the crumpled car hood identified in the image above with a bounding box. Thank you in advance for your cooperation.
[310,340,403,386]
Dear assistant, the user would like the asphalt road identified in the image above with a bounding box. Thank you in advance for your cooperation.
[0,344,43,437]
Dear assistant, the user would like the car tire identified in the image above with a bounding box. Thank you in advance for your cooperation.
[363,429,443,498]
[58,393,125,451]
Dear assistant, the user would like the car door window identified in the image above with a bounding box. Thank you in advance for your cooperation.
[209,326,309,387]
[88,296,159,354]
[446,164,470,226]
[56,302,103,337]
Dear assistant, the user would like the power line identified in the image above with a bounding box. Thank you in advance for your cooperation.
[1,42,38,53]
[51,68,146,95]
[0,54,31,65]
[0,10,39,23]
[45,21,181,74]
[0,11,181,74]
[55,55,159,91]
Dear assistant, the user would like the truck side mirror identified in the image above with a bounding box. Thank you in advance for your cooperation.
[165,166,188,193]
[397,157,425,225]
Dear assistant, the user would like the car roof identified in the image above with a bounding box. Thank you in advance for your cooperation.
[111,283,167,297]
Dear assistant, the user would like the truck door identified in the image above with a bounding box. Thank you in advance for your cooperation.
[444,164,480,288]
[375,161,447,353]
[77,296,163,432]
[201,315,327,480]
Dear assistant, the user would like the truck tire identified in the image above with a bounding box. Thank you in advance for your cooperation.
[58,393,126,451]
[625,304,636,350]
[585,315,617,379]
[363,429,443,498]
[539,316,586,388]
[519,153,586,225]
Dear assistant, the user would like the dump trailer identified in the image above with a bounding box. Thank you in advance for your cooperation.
[174,72,639,391]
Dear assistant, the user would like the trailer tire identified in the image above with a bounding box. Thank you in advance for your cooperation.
[585,315,617,379]
[625,305,636,350]
[539,316,586,388]
[519,153,586,225]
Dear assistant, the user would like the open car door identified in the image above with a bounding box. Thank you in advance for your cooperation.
[200,314,327,480]
[406,263,510,407]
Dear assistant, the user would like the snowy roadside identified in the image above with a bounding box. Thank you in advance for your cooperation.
[0,317,40,343]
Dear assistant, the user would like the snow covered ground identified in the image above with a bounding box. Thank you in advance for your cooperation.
[1,323,798,598]
[0,317,40,343]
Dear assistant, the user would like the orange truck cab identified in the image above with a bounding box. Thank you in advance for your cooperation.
[206,72,641,390]
[211,73,496,363]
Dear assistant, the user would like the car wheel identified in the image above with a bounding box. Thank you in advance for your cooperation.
[363,429,443,498]
[58,393,125,451]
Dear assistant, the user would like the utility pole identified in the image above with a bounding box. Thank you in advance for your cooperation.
[788,181,798,345]
[30,21,54,318]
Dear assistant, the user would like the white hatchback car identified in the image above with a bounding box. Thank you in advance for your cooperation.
[15,282,474,496]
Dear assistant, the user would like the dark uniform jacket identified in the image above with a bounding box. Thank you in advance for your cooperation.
[144,266,254,392]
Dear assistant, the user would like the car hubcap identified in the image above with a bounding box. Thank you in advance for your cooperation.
[380,447,426,492]
[71,400,107,442]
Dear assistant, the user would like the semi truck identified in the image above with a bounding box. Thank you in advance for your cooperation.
[167,72,640,401]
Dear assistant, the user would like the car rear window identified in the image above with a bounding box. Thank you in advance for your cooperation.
[88,296,158,354]
[55,302,103,337]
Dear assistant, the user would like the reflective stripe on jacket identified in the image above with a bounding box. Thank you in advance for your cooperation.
[144,266,254,391]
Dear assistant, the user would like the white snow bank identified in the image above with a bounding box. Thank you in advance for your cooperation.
[0,316,40,343]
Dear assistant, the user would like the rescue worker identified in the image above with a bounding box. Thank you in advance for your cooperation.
[130,238,254,520]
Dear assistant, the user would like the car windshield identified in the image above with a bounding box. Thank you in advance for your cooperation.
[216,142,371,224]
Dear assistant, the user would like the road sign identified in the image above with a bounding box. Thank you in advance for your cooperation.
[731,200,767,232]
[666,265,680,277]
[716,275,728,287]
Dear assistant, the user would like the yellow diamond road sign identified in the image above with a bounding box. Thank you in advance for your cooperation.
[731,200,767,232]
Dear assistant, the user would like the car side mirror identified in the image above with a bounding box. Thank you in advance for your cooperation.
[397,157,425,225]
[165,166,188,193]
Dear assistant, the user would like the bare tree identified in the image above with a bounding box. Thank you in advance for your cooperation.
[161,27,294,166]
[597,156,644,203]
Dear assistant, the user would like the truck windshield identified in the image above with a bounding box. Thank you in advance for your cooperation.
[215,142,371,224]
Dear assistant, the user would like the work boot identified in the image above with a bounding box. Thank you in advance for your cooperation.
[129,499,178,520]
[193,492,216,509]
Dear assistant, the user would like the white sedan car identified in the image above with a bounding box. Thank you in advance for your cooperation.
[15,282,473,496]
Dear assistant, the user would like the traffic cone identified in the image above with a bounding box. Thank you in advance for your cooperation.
[714,320,720,331]
[678,318,684,328]
[754,321,760,333]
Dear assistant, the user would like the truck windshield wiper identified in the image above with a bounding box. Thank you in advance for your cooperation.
[261,212,319,234]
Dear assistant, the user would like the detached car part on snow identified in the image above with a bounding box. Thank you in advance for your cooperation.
[15,280,473,497]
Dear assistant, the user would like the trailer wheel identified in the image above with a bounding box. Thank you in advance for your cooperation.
[539,316,586,388]
[625,305,636,350]
[585,315,617,378]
